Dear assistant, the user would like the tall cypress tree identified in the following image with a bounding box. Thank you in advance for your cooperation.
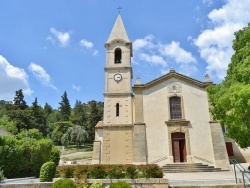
[8,89,30,132]
[58,91,71,121]
[30,98,46,136]
[70,100,87,127]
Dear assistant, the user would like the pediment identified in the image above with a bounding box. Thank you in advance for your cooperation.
[133,69,212,90]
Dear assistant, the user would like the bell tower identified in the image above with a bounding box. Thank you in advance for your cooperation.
[101,14,134,164]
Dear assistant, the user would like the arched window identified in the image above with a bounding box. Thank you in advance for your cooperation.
[114,48,122,64]
[169,96,182,119]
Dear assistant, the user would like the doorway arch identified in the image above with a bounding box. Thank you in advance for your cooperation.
[171,132,187,162]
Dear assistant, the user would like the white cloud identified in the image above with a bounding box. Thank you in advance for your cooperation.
[203,0,213,7]
[79,39,99,56]
[159,41,197,64]
[161,68,170,75]
[133,35,197,76]
[133,35,155,51]
[0,55,32,100]
[28,62,57,90]
[48,28,71,47]
[194,0,250,80]
[80,39,93,49]
[72,84,81,91]
[139,53,167,67]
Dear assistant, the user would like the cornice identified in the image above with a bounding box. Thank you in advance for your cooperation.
[165,119,190,126]
[105,40,132,47]
[103,92,133,97]
[133,70,213,90]
[104,66,132,71]
[102,124,134,128]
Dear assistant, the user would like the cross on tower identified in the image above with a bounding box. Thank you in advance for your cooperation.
[117,6,122,14]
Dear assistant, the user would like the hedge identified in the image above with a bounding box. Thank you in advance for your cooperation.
[56,164,163,179]
[40,161,56,182]
[0,136,54,178]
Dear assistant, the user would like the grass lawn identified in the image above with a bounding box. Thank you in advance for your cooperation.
[55,143,93,155]
[60,152,93,162]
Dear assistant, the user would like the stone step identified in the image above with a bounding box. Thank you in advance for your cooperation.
[163,166,209,169]
[162,163,222,173]
[164,169,222,173]
[162,167,214,170]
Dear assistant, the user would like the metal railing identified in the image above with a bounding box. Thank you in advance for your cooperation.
[229,158,250,187]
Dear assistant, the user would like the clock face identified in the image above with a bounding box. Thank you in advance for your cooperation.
[114,73,122,81]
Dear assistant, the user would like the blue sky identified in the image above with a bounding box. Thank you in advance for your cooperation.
[0,0,250,108]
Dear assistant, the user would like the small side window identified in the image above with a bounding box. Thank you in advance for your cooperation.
[116,103,120,117]
[115,48,122,64]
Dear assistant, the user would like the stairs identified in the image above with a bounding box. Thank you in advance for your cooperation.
[162,163,222,173]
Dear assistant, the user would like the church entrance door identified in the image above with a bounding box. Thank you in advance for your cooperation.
[172,133,187,162]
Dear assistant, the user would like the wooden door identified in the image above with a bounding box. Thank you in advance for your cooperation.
[172,133,187,163]
[179,139,187,162]
[172,139,180,162]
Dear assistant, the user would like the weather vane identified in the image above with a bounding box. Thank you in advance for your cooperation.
[117,6,122,14]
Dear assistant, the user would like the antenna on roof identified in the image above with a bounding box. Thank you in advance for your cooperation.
[117,6,122,14]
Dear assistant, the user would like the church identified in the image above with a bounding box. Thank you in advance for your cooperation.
[92,14,248,169]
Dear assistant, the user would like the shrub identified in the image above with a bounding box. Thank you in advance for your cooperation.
[106,165,125,179]
[16,129,43,140]
[0,136,53,178]
[110,181,132,188]
[63,166,75,178]
[0,167,4,182]
[50,148,60,166]
[74,165,88,180]
[89,182,103,188]
[52,179,75,188]
[56,164,163,179]
[88,165,106,179]
[137,164,163,178]
[40,161,56,182]
[125,165,138,179]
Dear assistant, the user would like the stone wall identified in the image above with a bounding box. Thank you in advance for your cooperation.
[0,183,52,188]
[87,178,168,188]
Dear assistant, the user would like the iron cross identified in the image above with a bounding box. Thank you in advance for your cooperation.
[117,6,122,14]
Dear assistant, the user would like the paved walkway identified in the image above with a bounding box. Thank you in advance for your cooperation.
[164,170,249,186]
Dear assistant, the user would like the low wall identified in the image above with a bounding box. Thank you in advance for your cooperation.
[87,178,168,188]
[170,184,245,188]
[0,178,168,188]
[0,183,52,188]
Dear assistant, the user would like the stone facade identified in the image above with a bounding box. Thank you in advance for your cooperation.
[92,14,234,169]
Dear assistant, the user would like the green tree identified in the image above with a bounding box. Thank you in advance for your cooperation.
[70,100,86,126]
[45,110,60,137]
[44,103,53,118]
[58,91,71,121]
[86,100,103,142]
[30,98,46,136]
[0,102,13,119]
[207,23,250,148]
[65,125,88,147]
[8,89,31,132]
[0,115,18,135]
[51,121,73,145]
[16,128,43,140]
[13,89,27,110]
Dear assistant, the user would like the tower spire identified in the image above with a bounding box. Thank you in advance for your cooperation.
[107,14,130,43]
